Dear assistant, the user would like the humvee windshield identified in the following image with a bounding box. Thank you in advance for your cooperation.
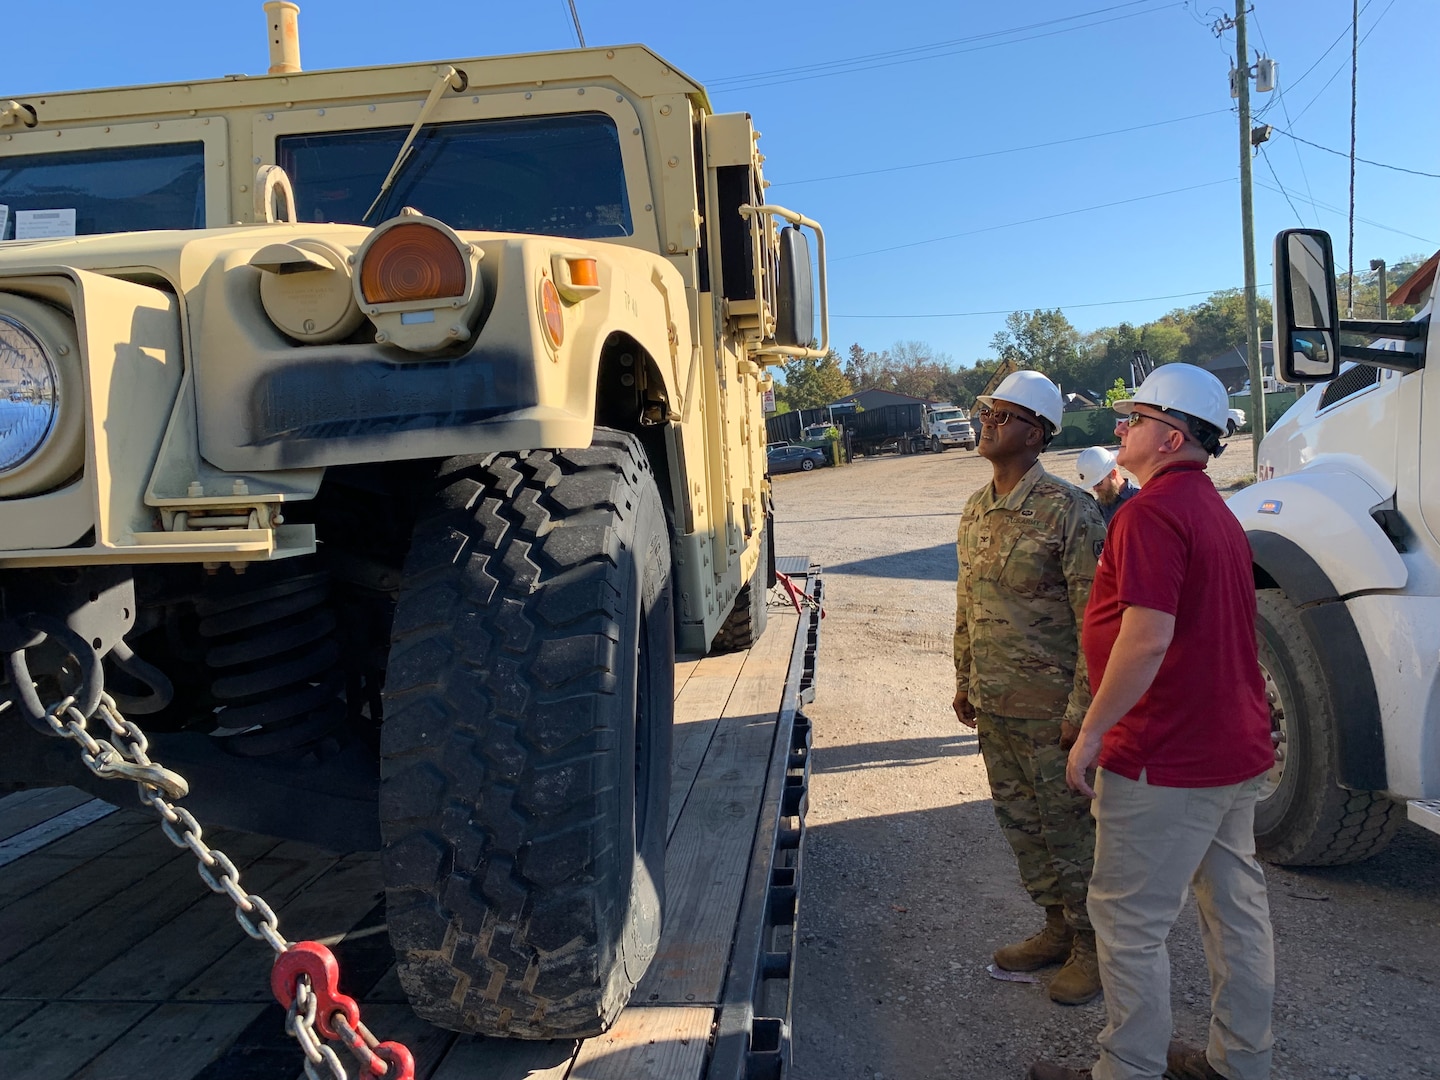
[277,112,632,238]
[0,142,205,239]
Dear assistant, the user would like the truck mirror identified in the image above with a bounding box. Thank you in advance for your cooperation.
[1274,228,1341,382]
[775,225,814,348]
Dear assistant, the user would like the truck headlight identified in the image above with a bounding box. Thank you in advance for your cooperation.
[0,293,85,497]
[0,314,59,472]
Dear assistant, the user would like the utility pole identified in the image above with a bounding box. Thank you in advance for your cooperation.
[1235,1,1267,469]
[1370,259,1388,319]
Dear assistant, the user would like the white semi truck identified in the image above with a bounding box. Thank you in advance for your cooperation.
[1229,227,1439,865]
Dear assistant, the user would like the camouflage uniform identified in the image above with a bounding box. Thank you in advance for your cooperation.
[955,460,1106,932]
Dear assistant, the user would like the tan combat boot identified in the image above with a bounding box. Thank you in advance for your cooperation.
[1048,928,1102,1005]
[993,905,1072,972]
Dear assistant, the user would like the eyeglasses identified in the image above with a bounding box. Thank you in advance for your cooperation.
[977,404,1041,429]
[1122,409,1189,436]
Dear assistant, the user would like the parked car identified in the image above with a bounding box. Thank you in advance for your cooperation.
[768,444,827,473]
[766,440,793,452]
[1227,407,1246,435]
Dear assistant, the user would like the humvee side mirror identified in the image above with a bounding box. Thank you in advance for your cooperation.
[1274,228,1341,383]
[775,225,814,348]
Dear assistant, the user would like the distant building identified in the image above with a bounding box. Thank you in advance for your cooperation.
[1198,342,1275,393]
[1063,391,1100,412]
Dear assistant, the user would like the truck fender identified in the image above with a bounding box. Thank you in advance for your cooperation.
[1231,471,1398,791]
[1229,469,1406,602]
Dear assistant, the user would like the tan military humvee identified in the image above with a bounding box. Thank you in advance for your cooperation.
[0,10,826,1041]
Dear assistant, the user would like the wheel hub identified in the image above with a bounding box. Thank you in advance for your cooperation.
[1258,659,1289,801]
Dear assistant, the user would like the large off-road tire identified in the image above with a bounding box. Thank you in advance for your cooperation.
[1253,589,1401,865]
[379,430,674,1038]
[711,525,770,653]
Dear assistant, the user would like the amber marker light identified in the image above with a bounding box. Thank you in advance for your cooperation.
[566,257,598,288]
[540,276,564,347]
[360,223,467,304]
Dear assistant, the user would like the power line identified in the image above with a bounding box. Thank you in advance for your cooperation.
[769,109,1230,188]
[1259,145,1306,224]
[1348,0,1359,314]
[835,177,1235,260]
[1275,0,1373,97]
[1249,11,1319,225]
[707,0,1165,86]
[566,0,586,48]
[1270,126,1440,179]
[1290,0,1398,126]
[832,283,1272,320]
[706,1,1179,93]
[1251,177,1436,245]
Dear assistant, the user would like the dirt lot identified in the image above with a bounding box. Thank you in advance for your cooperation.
[774,439,1440,1080]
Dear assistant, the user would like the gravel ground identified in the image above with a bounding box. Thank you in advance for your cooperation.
[774,438,1440,1080]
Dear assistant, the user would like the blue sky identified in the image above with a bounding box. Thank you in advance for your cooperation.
[5,0,1436,366]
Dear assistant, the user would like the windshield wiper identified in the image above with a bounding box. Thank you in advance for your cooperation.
[361,65,468,223]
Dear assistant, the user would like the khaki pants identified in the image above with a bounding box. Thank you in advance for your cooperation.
[1088,769,1274,1080]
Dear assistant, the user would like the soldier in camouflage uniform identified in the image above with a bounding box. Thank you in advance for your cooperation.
[952,370,1107,1006]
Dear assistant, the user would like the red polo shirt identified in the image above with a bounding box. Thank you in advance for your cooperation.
[1082,462,1272,787]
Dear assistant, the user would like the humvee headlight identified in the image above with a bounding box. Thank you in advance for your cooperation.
[353,214,485,353]
[0,315,59,472]
[360,222,467,304]
[0,293,84,497]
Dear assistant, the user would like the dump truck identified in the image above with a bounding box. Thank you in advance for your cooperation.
[1229,227,1440,865]
[0,2,827,1048]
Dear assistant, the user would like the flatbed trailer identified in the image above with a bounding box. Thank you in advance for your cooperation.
[0,562,822,1080]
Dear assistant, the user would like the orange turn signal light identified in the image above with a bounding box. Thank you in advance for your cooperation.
[540,277,564,347]
[566,257,598,288]
[359,223,466,304]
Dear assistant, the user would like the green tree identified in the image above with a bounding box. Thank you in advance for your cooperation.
[844,343,893,391]
[989,309,1081,382]
[1103,377,1130,408]
[780,349,852,410]
[888,340,956,400]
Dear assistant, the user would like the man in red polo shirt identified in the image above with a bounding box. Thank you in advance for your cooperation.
[1029,364,1275,1080]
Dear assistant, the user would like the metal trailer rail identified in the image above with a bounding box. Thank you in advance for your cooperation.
[0,561,823,1080]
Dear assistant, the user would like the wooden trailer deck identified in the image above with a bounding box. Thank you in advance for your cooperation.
[0,562,821,1080]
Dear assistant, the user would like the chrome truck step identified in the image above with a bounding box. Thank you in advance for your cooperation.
[1407,799,1440,836]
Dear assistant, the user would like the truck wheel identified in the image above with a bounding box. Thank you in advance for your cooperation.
[379,429,673,1038]
[1227,419,1239,436]
[964,440,976,451]
[712,525,770,652]
[931,436,944,453]
[1253,590,1401,866]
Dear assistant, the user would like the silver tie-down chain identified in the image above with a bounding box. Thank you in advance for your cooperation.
[2,626,412,1080]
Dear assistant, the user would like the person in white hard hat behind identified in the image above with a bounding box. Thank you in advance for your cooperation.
[952,369,1107,1006]
[1029,364,1274,1080]
[1074,446,1139,525]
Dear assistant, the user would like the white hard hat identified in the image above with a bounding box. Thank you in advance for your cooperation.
[1113,363,1230,432]
[977,370,1064,430]
[1075,446,1117,488]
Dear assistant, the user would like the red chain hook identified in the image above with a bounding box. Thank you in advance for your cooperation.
[775,570,824,619]
[272,940,415,1080]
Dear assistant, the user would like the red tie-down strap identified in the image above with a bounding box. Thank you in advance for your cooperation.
[272,940,416,1080]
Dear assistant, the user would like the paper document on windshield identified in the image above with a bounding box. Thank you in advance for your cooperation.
[16,209,77,239]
